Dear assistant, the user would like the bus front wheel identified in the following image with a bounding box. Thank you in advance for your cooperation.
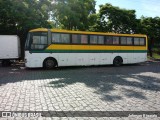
[43,58,57,69]
[113,57,123,66]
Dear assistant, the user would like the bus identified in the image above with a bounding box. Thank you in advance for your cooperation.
[25,28,148,69]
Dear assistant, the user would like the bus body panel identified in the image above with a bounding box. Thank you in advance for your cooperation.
[25,51,147,68]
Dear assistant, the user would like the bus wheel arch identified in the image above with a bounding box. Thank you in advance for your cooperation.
[43,57,58,69]
[113,56,123,66]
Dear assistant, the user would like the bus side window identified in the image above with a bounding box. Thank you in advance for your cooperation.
[81,35,88,44]
[90,35,98,44]
[98,36,104,44]
[134,38,140,45]
[121,37,127,45]
[61,34,70,43]
[140,38,145,45]
[106,36,113,45]
[113,37,119,45]
[52,33,61,43]
[127,37,133,45]
[52,33,70,44]
[72,34,81,44]
[90,35,104,45]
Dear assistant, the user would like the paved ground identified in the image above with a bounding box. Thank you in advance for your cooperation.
[0,61,160,120]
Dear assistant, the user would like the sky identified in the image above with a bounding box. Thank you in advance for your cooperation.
[95,0,160,18]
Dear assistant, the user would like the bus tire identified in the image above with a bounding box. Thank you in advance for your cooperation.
[113,56,123,66]
[43,57,57,69]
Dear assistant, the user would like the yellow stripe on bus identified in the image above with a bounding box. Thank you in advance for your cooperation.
[47,45,147,51]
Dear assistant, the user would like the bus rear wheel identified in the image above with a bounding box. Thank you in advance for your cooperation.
[113,57,123,66]
[43,58,57,69]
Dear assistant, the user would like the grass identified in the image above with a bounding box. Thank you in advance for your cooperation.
[148,52,160,60]
[153,47,160,52]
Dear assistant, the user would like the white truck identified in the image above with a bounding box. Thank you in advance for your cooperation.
[0,35,21,66]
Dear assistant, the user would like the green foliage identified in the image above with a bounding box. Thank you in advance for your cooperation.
[90,3,138,34]
[140,17,160,44]
[0,0,52,58]
[53,0,96,30]
[89,3,160,45]
[0,0,52,34]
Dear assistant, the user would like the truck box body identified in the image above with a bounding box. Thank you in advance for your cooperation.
[0,35,20,60]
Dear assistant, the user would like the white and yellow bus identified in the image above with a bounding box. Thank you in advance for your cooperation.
[25,28,148,69]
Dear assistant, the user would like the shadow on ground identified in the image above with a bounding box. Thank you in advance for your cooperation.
[0,61,160,102]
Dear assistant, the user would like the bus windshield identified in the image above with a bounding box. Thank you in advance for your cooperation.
[25,32,48,50]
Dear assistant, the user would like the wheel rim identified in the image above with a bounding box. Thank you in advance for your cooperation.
[115,59,120,65]
[114,58,122,66]
[45,59,55,69]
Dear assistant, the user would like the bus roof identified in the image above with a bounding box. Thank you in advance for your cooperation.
[29,28,147,37]
[29,28,48,32]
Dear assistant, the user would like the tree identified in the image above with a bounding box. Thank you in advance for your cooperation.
[140,17,160,44]
[0,0,52,58]
[53,0,96,30]
[90,3,138,34]
[138,16,160,55]
[0,0,52,33]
